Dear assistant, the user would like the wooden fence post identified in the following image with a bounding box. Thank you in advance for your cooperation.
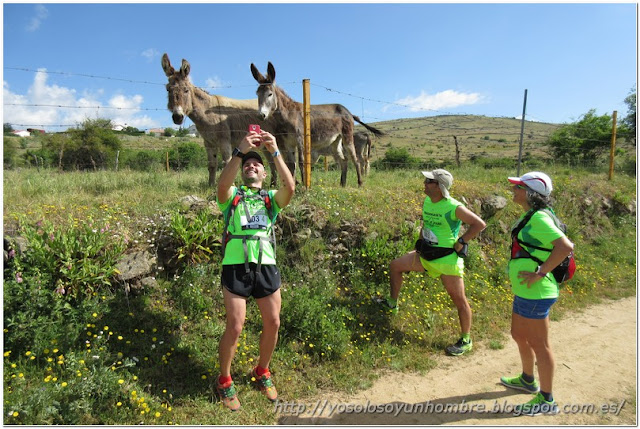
[608,111,617,180]
[303,79,311,188]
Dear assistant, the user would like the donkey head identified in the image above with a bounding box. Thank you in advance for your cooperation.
[162,53,193,125]
[250,62,277,120]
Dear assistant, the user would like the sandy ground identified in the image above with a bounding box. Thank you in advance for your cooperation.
[278,296,637,425]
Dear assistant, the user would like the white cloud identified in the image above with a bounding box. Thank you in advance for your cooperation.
[141,48,159,62]
[26,4,48,32]
[391,89,484,112]
[205,76,226,90]
[3,70,158,130]
[108,94,156,128]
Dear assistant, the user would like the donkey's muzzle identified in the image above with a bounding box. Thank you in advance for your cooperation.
[172,113,184,125]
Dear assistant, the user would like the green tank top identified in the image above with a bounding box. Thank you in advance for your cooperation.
[217,186,281,265]
[421,196,463,248]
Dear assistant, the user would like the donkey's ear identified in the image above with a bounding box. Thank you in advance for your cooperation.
[180,59,191,78]
[251,63,265,83]
[161,53,175,77]
[267,62,276,83]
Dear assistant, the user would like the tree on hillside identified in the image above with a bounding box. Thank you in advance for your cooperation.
[123,126,143,135]
[44,133,71,169]
[619,86,636,146]
[4,123,14,134]
[63,119,122,170]
[374,147,421,170]
[175,127,189,137]
[4,137,17,168]
[546,109,614,162]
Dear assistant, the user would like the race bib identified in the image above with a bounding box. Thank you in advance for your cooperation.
[241,213,268,230]
[420,227,439,246]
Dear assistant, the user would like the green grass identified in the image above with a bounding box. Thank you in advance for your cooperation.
[3,163,636,425]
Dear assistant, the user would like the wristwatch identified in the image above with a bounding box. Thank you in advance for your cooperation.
[535,266,548,277]
[232,147,244,158]
[457,237,467,245]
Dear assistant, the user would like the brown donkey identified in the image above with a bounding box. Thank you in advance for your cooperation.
[250,62,383,187]
[162,53,280,187]
[311,131,373,176]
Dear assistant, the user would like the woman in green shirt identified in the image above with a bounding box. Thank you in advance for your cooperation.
[500,172,574,416]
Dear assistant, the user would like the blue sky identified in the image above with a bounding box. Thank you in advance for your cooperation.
[2,2,637,132]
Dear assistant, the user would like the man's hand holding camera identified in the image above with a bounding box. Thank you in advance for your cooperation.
[244,124,279,155]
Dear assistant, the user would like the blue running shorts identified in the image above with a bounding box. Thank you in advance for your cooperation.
[512,295,557,319]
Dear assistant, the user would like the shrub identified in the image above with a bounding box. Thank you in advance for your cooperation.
[125,150,161,172]
[373,147,421,170]
[62,119,122,171]
[4,216,125,354]
[278,274,351,360]
[4,137,17,168]
[167,142,207,171]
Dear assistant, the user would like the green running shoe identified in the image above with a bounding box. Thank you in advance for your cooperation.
[216,380,241,411]
[250,367,278,402]
[445,337,472,356]
[500,374,540,393]
[515,392,559,416]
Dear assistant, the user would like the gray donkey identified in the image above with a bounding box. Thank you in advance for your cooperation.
[251,62,383,187]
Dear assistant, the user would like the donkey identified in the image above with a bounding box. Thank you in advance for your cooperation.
[311,131,372,176]
[250,62,383,187]
[162,53,280,187]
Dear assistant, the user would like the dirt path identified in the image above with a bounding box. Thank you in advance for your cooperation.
[278,296,636,425]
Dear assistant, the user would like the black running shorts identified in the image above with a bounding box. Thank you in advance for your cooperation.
[221,263,281,299]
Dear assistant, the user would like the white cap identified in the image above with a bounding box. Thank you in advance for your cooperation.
[508,171,553,196]
[422,169,453,199]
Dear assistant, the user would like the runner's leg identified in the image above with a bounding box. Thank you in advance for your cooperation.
[511,312,536,378]
[219,288,248,377]
[523,316,554,394]
[442,274,472,335]
[389,250,425,300]
[255,289,282,370]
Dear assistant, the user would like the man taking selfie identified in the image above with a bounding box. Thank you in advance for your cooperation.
[215,128,295,411]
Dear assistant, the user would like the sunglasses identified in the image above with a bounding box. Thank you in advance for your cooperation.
[424,179,438,184]
[514,184,527,190]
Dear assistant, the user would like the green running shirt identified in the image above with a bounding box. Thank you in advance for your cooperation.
[509,210,566,299]
[421,196,463,248]
[217,186,281,265]
[419,196,464,270]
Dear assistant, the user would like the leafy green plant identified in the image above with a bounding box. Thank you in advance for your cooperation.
[13,215,125,300]
[168,210,223,264]
[278,274,352,360]
[4,215,126,356]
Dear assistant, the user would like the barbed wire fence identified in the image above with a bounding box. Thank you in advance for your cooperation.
[3,67,632,173]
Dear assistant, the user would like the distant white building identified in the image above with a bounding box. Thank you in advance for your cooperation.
[112,124,125,131]
[11,130,31,137]
[187,124,198,137]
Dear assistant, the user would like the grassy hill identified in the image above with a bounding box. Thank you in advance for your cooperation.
[356,115,561,163]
